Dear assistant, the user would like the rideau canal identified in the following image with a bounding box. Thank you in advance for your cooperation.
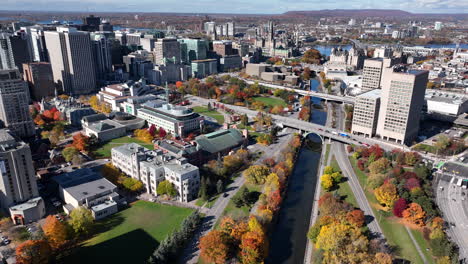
[266,79,327,264]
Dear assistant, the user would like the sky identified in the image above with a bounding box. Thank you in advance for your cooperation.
[2,0,467,14]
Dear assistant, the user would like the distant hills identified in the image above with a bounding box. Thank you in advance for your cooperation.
[282,9,468,18]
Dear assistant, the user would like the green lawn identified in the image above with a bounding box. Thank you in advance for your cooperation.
[92,136,154,158]
[253,96,287,107]
[413,143,437,154]
[330,157,358,208]
[348,157,432,264]
[66,201,193,264]
[192,106,224,124]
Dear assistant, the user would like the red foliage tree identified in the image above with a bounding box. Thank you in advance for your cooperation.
[16,240,52,264]
[405,178,420,190]
[400,171,418,180]
[346,209,365,227]
[368,144,384,160]
[262,158,276,168]
[148,124,156,137]
[357,159,366,171]
[158,127,167,138]
[175,81,184,89]
[266,189,282,212]
[392,198,408,218]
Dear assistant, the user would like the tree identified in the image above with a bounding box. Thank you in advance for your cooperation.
[435,135,451,151]
[134,129,154,143]
[62,147,79,162]
[100,163,121,184]
[392,198,408,218]
[243,165,270,184]
[157,180,177,197]
[240,231,265,264]
[346,209,365,227]
[402,203,426,226]
[71,154,84,166]
[323,166,334,175]
[375,253,393,264]
[302,49,322,64]
[16,240,52,264]
[321,174,334,191]
[199,230,229,264]
[240,114,249,126]
[158,127,167,138]
[216,180,223,194]
[69,207,94,235]
[405,152,419,166]
[122,177,144,192]
[368,158,390,174]
[42,215,69,249]
[303,67,312,80]
[374,182,399,209]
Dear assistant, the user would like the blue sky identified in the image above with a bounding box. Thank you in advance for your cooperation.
[2,0,467,14]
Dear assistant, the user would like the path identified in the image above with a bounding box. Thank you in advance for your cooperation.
[405,226,429,264]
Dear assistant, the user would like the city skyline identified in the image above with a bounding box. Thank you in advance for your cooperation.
[1,0,468,14]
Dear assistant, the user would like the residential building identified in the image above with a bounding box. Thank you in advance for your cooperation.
[53,168,120,220]
[22,62,54,101]
[154,38,181,65]
[351,89,381,137]
[0,129,44,224]
[0,69,35,137]
[137,100,204,137]
[376,68,429,145]
[44,27,97,95]
[111,143,200,202]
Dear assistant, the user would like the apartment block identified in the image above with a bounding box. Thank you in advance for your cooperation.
[351,89,381,137]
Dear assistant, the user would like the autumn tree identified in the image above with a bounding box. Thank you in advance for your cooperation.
[199,230,229,264]
[16,240,52,264]
[72,133,90,152]
[402,203,426,226]
[240,231,265,264]
[69,207,94,235]
[392,198,408,218]
[243,165,270,184]
[301,49,322,64]
[321,174,334,191]
[346,209,365,227]
[156,180,177,197]
[368,158,390,174]
[121,177,144,192]
[134,129,154,143]
[62,147,79,162]
[42,215,70,249]
[375,252,393,264]
[374,182,399,209]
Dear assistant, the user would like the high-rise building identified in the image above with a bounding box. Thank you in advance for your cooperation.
[99,20,113,32]
[204,21,216,36]
[0,69,35,137]
[361,58,394,93]
[126,33,143,46]
[82,15,101,32]
[22,62,54,101]
[351,89,381,137]
[213,41,235,57]
[0,129,39,209]
[376,68,428,145]
[44,27,97,95]
[21,26,49,62]
[154,38,181,65]
[0,33,32,71]
[91,34,113,84]
[227,22,235,37]
[434,21,442,31]
[178,39,208,63]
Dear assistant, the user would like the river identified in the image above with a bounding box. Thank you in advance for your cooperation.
[266,79,326,264]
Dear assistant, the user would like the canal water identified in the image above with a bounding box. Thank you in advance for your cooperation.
[266,83,326,264]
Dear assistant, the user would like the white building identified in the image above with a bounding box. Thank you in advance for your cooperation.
[137,100,204,137]
[435,21,442,31]
[111,143,200,202]
[425,90,468,117]
[351,89,381,137]
[53,168,119,220]
[97,79,155,111]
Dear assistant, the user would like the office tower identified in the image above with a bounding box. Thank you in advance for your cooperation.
[91,34,113,84]
[83,15,101,31]
[178,39,208,63]
[361,58,395,93]
[0,69,35,137]
[376,68,429,145]
[0,129,39,209]
[21,26,49,62]
[99,20,113,32]
[213,41,234,56]
[22,62,54,101]
[227,22,235,37]
[351,89,381,137]
[141,38,156,52]
[434,21,442,31]
[44,27,97,95]
[0,33,31,72]
[154,38,181,65]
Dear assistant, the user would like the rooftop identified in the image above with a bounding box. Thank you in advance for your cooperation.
[195,129,244,154]
[9,197,43,212]
[357,89,381,99]
[425,90,467,105]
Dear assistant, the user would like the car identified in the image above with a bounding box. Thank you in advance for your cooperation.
[223,193,228,197]
[2,240,10,245]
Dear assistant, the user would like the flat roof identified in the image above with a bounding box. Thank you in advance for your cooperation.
[357,89,381,99]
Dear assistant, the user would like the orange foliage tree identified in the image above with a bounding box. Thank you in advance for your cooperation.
[16,240,52,264]
[199,230,229,264]
[346,209,365,227]
[72,133,90,151]
[42,215,69,249]
[402,203,426,226]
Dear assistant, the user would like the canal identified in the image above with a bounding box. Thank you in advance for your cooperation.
[266,85,326,264]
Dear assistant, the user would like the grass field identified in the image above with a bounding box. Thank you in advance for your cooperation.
[192,106,225,124]
[348,157,434,264]
[253,96,287,107]
[93,136,154,158]
[329,157,359,208]
[66,201,193,264]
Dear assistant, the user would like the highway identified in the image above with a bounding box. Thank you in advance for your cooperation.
[241,78,356,104]
[188,95,408,153]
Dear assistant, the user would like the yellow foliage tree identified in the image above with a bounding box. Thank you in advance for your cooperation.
[321,174,334,191]
[374,182,399,209]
